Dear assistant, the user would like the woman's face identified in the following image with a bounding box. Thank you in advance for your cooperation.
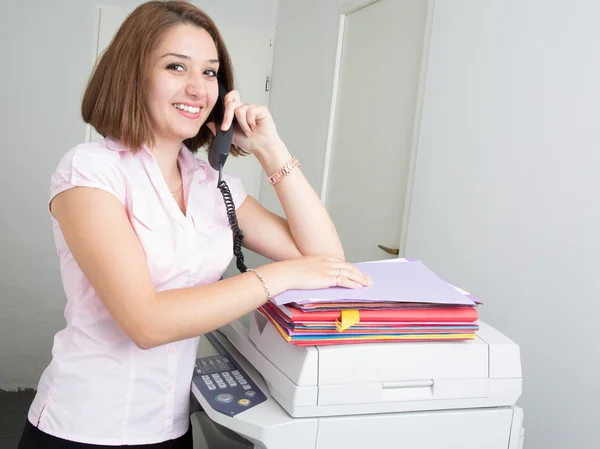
[146,24,220,148]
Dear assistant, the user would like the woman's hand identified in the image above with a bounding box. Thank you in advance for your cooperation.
[207,89,282,154]
[258,255,374,294]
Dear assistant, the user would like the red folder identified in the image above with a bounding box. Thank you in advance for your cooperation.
[276,302,478,323]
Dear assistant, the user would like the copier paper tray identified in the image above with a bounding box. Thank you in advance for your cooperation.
[218,311,522,418]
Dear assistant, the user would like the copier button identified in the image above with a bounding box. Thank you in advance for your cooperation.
[237,399,250,406]
[245,391,256,397]
[215,394,234,403]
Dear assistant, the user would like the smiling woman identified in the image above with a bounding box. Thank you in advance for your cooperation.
[17,1,369,448]
[147,26,221,159]
[81,1,240,158]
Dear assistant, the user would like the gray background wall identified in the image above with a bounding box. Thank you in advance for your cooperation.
[404,2,600,448]
[268,1,599,449]
[2,1,599,448]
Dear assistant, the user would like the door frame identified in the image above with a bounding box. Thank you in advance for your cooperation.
[319,0,436,257]
[84,5,130,143]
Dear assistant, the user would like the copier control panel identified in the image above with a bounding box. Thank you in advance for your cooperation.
[192,332,267,417]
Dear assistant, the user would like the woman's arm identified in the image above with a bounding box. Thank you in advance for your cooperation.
[244,140,345,261]
[218,92,345,262]
[236,195,304,262]
[51,187,369,350]
[51,187,284,349]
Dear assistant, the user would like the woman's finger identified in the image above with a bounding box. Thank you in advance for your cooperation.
[246,105,262,130]
[221,90,242,131]
[234,104,252,136]
[335,274,363,290]
[224,89,241,104]
[333,264,373,286]
[341,267,372,286]
[222,100,240,131]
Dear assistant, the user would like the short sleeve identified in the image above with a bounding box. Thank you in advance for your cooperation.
[222,172,248,210]
[49,143,126,213]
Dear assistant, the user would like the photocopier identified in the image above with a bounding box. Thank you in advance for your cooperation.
[190,311,525,449]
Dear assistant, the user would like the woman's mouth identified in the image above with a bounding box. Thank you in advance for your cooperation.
[173,103,201,119]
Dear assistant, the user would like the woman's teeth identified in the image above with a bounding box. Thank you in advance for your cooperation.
[173,104,200,114]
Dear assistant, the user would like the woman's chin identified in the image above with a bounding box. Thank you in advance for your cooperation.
[175,127,202,142]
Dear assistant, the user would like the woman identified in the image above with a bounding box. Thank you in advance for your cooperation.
[18,1,372,448]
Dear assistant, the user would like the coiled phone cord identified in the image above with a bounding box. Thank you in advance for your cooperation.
[217,179,247,273]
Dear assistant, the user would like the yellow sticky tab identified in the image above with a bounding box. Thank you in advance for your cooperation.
[335,310,360,332]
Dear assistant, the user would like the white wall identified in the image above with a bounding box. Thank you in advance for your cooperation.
[6,0,598,446]
[405,1,600,449]
[264,1,600,448]
[0,0,278,391]
[259,0,346,214]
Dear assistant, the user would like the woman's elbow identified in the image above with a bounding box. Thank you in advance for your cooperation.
[118,308,163,350]
[126,324,160,350]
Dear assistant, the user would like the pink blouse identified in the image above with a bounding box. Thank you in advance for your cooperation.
[27,137,247,445]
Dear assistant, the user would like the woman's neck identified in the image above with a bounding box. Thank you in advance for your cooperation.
[149,138,182,189]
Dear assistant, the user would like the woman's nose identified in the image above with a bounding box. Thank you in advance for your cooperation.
[185,79,206,98]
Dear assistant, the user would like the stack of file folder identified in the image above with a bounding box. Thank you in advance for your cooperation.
[258,259,481,346]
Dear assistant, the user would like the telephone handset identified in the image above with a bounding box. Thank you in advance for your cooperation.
[208,79,247,273]
[208,79,232,186]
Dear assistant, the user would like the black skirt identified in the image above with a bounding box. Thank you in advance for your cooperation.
[17,420,193,449]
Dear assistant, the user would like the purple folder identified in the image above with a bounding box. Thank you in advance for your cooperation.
[271,260,477,307]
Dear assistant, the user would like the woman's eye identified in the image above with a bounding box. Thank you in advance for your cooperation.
[204,69,217,77]
[167,63,185,72]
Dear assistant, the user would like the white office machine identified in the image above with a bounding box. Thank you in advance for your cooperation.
[191,312,525,449]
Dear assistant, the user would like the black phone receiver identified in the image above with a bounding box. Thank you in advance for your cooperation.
[208,78,247,273]
[208,79,233,186]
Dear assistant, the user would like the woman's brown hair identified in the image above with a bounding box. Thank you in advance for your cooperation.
[82,0,244,156]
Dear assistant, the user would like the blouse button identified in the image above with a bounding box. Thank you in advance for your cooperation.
[166,384,174,392]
